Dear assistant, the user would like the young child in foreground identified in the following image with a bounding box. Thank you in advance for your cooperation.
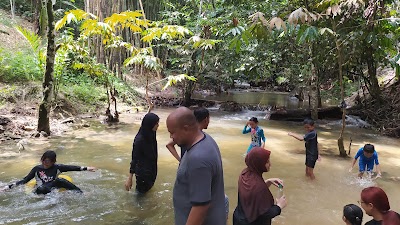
[288,118,319,180]
[349,144,381,179]
[1,150,96,194]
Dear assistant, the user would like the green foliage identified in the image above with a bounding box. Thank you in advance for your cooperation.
[0,48,42,83]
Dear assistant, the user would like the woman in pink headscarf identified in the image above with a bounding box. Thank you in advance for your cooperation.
[233,147,287,225]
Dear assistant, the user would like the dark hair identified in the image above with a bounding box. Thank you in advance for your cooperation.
[303,118,315,126]
[193,108,209,123]
[363,144,375,153]
[343,204,363,225]
[41,150,57,162]
[249,117,258,123]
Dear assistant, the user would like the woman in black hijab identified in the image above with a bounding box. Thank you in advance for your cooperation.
[125,113,160,193]
[233,147,287,225]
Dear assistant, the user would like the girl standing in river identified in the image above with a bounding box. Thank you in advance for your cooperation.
[125,113,160,194]
[242,117,266,154]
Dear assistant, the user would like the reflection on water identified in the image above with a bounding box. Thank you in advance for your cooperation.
[1,108,400,225]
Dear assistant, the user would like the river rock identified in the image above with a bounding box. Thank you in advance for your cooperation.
[0,116,11,125]
[219,101,242,112]
[22,126,36,131]
[0,125,4,133]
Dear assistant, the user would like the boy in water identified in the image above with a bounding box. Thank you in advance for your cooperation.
[288,118,319,180]
[0,150,96,194]
[349,144,381,179]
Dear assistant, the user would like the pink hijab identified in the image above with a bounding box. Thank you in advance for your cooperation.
[238,147,274,222]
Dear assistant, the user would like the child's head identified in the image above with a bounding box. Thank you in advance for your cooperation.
[362,144,375,158]
[343,204,363,225]
[41,150,56,169]
[248,117,258,129]
[194,107,210,130]
[303,118,315,132]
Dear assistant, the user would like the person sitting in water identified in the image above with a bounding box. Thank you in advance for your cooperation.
[349,144,381,179]
[242,117,266,154]
[0,150,96,194]
[343,204,363,225]
[166,107,210,161]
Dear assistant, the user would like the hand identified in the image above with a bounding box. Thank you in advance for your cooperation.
[373,173,382,180]
[265,178,283,188]
[276,195,287,209]
[125,177,133,191]
[348,167,353,173]
[87,167,97,172]
[287,132,293,136]
[0,186,9,192]
[317,154,322,162]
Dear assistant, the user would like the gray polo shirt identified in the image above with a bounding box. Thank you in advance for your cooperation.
[173,133,226,225]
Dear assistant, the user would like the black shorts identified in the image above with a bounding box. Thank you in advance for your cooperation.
[305,156,317,168]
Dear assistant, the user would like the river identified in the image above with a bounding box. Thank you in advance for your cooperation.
[0,99,399,224]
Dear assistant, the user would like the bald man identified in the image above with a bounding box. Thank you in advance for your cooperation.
[166,107,226,225]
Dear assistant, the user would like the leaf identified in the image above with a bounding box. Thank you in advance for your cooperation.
[319,27,334,35]
[162,74,197,90]
[269,17,287,31]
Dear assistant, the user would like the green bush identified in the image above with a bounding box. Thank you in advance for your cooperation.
[0,48,42,83]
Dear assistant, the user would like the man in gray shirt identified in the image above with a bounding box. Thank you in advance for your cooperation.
[166,107,226,225]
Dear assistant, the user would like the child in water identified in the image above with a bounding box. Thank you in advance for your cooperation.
[0,150,96,194]
[288,118,319,180]
[242,117,266,153]
[349,144,381,179]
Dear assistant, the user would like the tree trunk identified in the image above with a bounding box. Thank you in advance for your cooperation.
[37,0,55,135]
[335,32,347,157]
[39,2,48,37]
[365,45,382,103]
[183,50,199,106]
[309,45,318,120]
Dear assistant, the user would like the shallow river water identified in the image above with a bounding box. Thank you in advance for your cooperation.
[0,107,399,225]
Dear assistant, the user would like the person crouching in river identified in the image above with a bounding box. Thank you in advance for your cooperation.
[125,113,160,194]
[1,150,96,194]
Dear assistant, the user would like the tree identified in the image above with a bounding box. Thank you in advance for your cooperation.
[37,0,56,135]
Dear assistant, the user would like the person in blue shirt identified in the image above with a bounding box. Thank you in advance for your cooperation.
[242,117,266,153]
[349,144,381,179]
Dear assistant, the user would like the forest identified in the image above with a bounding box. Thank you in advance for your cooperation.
[0,0,399,155]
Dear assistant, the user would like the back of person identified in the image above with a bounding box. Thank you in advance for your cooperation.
[173,133,226,225]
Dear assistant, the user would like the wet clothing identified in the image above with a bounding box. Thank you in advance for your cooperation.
[304,130,318,168]
[354,147,379,172]
[365,219,381,225]
[35,177,82,194]
[10,164,86,194]
[233,196,281,225]
[173,133,226,225]
[129,113,159,194]
[242,126,266,153]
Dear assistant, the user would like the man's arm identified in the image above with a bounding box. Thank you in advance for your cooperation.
[349,158,357,172]
[166,139,181,161]
[185,204,211,225]
[287,132,304,141]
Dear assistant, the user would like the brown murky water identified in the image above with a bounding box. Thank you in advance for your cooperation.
[0,107,399,225]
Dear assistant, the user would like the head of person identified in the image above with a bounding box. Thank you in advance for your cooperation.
[362,144,375,159]
[193,107,210,130]
[360,187,400,225]
[248,117,259,129]
[303,118,315,132]
[139,113,160,140]
[166,107,199,148]
[245,147,271,175]
[343,204,363,225]
[41,150,57,169]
